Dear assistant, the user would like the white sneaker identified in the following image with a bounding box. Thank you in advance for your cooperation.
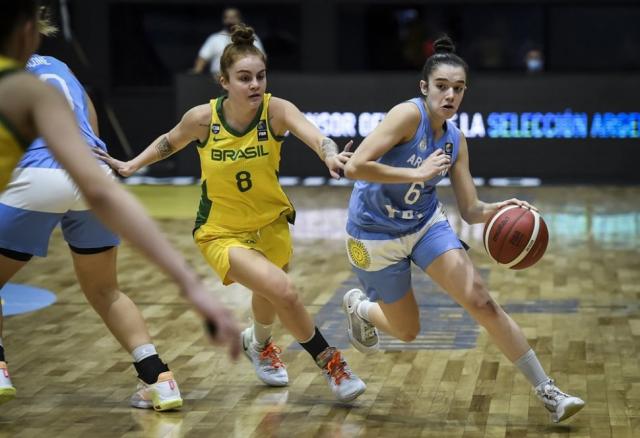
[316,347,366,402]
[0,361,16,405]
[242,327,288,387]
[130,371,183,411]
[343,288,379,354]
[535,379,585,423]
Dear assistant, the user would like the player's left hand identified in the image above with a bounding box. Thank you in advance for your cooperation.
[325,140,354,179]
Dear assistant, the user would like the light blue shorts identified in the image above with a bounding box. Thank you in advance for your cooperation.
[346,211,463,304]
[0,166,119,257]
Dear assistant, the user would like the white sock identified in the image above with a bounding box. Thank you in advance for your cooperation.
[514,349,549,388]
[252,321,273,346]
[0,337,3,347]
[132,344,157,363]
[356,300,374,322]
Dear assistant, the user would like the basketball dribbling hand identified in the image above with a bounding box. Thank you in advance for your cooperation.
[484,198,539,223]
[414,148,451,181]
[494,198,538,212]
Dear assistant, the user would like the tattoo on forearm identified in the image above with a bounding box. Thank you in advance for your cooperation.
[155,136,175,159]
[320,138,338,160]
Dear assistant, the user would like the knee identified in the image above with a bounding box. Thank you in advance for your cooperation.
[269,276,300,309]
[467,284,500,319]
[396,322,421,343]
[84,285,120,303]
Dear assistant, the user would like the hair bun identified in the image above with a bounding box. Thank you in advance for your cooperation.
[230,23,255,46]
[433,35,456,54]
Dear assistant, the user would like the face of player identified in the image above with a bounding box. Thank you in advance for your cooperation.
[221,55,267,109]
[420,64,466,121]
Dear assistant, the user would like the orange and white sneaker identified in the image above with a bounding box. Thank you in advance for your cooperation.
[130,371,183,411]
[242,327,289,387]
[316,347,366,402]
[0,361,16,405]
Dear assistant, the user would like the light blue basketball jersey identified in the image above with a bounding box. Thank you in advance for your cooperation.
[347,97,461,237]
[20,54,106,169]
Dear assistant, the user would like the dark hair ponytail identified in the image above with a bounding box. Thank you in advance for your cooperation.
[422,35,468,80]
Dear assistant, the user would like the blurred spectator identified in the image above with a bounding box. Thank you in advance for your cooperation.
[191,7,265,79]
[525,48,544,73]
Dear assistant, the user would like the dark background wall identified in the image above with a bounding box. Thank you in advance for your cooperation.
[40,0,640,183]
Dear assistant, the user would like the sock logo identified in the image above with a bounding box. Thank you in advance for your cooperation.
[169,380,175,390]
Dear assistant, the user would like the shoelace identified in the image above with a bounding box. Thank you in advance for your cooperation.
[541,380,569,401]
[325,352,350,385]
[361,323,377,341]
[259,342,285,369]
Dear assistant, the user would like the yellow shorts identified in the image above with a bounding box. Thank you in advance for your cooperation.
[194,215,292,285]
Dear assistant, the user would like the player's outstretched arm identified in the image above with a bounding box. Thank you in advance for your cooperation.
[27,78,241,359]
[94,104,211,177]
[270,97,353,179]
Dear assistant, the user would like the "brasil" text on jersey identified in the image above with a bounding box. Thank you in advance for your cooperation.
[211,145,269,162]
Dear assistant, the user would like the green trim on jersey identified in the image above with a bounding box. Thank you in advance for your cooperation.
[193,179,213,233]
[215,95,264,137]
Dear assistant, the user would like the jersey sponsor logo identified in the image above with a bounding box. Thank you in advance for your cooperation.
[211,145,269,161]
[347,238,371,270]
[440,142,454,176]
[212,136,226,142]
[444,142,453,155]
[257,119,268,141]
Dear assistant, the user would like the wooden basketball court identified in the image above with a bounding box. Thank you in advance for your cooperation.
[1,184,638,437]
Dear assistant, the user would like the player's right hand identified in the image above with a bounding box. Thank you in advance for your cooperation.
[414,148,451,181]
[92,148,137,177]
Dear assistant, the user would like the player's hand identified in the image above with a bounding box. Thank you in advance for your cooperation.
[92,148,137,177]
[413,148,450,181]
[325,140,354,179]
[485,198,539,221]
[494,198,538,212]
[182,281,241,360]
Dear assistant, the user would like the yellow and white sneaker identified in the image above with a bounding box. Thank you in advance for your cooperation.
[0,361,16,405]
[130,371,183,411]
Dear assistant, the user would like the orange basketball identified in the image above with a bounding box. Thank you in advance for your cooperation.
[483,205,548,270]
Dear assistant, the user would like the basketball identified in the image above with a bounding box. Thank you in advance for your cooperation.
[483,205,549,270]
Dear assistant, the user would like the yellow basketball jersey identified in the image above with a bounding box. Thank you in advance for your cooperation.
[0,56,27,191]
[194,93,294,234]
